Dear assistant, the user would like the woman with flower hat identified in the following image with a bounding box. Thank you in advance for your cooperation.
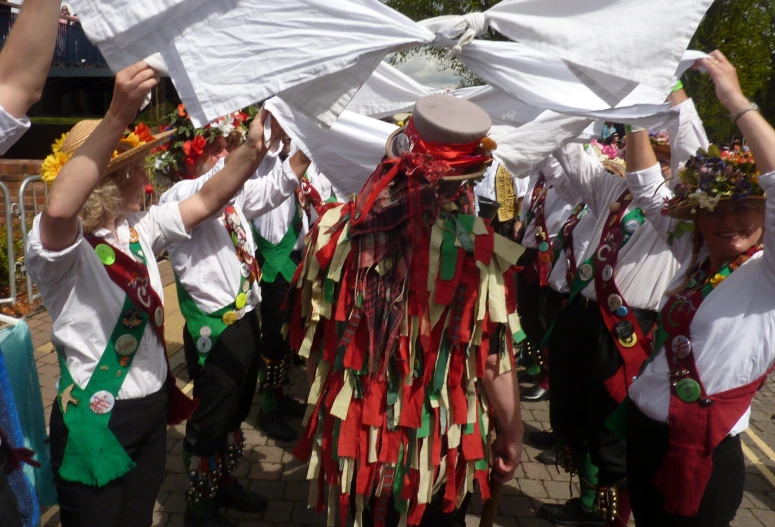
[26,61,280,527]
[623,50,775,525]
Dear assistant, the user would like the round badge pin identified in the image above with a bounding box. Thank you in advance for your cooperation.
[615,305,629,318]
[675,378,701,403]
[566,271,575,285]
[95,244,116,266]
[236,307,246,320]
[538,241,550,253]
[196,336,213,354]
[672,335,692,359]
[241,280,250,293]
[122,309,143,329]
[607,294,623,312]
[128,227,140,243]
[601,265,613,281]
[222,311,238,326]
[235,293,247,310]
[246,290,255,306]
[200,325,212,338]
[625,219,640,234]
[619,333,638,348]
[115,334,138,356]
[154,306,164,327]
[89,391,115,415]
[578,263,594,282]
[240,263,250,278]
[609,202,621,213]
[539,252,552,264]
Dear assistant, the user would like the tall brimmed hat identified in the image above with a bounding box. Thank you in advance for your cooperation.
[663,145,764,220]
[41,120,172,184]
[385,94,496,180]
[590,139,626,178]
[651,130,671,154]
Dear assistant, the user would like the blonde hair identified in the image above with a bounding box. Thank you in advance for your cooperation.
[80,141,135,233]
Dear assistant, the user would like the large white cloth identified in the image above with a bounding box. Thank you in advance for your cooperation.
[70,0,711,129]
[0,105,31,155]
[265,97,397,198]
[159,157,298,314]
[25,205,190,399]
[627,164,775,436]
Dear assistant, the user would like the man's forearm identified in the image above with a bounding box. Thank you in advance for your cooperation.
[482,353,523,439]
[0,0,61,117]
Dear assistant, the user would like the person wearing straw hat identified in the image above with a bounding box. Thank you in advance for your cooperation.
[25,61,281,527]
[622,50,775,526]
[287,94,524,527]
[157,111,311,527]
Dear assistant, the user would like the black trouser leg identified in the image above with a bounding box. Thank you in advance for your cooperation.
[0,458,22,527]
[49,388,168,527]
[627,404,744,527]
[257,251,301,363]
[183,311,261,456]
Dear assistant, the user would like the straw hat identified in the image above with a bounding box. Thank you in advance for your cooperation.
[385,95,494,180]
[41,120,174,184]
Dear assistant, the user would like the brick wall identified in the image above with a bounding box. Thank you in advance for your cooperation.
[0,160,45,227]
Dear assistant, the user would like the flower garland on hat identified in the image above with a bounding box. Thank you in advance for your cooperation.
[149,104,253,180]
[662,145,762,216]
[41,123,156,184]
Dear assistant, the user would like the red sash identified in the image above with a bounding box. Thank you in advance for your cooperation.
[592,191,651,403]
[653,259,774,516]
[86,235,197,424]
[560,203,586,283]
[526,174,553,286]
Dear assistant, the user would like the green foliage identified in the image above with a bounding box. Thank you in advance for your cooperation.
[0,223,25,288]
[685,0,775,143]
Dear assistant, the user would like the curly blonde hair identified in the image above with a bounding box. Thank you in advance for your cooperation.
[80,141,136,233]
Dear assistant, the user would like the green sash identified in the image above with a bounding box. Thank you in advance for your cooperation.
[253,200,302,284]
[57,239,148,486]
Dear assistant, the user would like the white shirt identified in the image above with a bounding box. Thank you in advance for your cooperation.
[25,203,190,399]
[160,156,299,314]
[553,143,681,311]
[666,98,710,177]
[0,105,30,155]
[628,164,775,436]
[519,158,574,250]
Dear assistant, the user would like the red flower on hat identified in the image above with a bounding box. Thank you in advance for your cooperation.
[144,184,155,195]
[133,123,155,143]
[177,104,187,118]
[183,136,206,157]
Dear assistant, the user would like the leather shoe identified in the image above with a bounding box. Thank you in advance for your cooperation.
[536,449,557,466]
[527,430,557,448]
[521,385,549,402]
[539,498,605,526]
[216,481,267,513]
[257,410,297,442]
[184,508,236,527]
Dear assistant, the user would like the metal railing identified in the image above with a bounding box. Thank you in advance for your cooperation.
[0,181,15,305]
[18,175,47,303]
[0,6,107,68]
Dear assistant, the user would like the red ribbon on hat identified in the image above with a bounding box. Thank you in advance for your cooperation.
[404,119,491,173]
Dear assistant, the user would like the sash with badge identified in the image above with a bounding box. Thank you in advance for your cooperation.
[518,174,555,286]
[176,205,260,365]
[56,227,196,486]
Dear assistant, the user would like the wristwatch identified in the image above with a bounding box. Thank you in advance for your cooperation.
[731,101,759,123]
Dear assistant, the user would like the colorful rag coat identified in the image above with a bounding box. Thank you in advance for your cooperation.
[288,153,526,527]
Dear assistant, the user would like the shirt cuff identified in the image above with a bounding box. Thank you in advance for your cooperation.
[758,170,775,193]
[0,105,31,156]
[625,163,663,189]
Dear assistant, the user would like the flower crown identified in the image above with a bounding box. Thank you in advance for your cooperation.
[662,145,762,216]
[41,123,156,184]
[149,104,254,180]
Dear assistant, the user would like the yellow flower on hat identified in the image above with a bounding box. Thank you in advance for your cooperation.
[51,133,68,154]
[122,132,147,149]
[41,151,72,184]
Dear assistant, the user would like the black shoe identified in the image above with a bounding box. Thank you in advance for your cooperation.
[216,481,267,513]
[527,430,557,448]
[521,385,549,402]
[536,449,557,466]
[279,396,307,418]
[257,410,298,442]
[539,498,605,526]
[184,508,236,527]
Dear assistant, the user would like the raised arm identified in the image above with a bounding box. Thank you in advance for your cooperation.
[552,143,613,216]
[0,0,61,118]
[177,110,282,231]
[700,51,775,271]
[41,62,159,251]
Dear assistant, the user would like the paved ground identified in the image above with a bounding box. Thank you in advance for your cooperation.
[18,259,775,526]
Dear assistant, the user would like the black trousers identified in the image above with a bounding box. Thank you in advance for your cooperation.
[627,404,745,527]
[0,453,22,527]
[547,295,656,485]
[49,387,168,527]
[515,248,546,348]
[257,251,301,362]
[184,311,261,456]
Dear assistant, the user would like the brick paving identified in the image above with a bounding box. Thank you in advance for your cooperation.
[12,259,775,526]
